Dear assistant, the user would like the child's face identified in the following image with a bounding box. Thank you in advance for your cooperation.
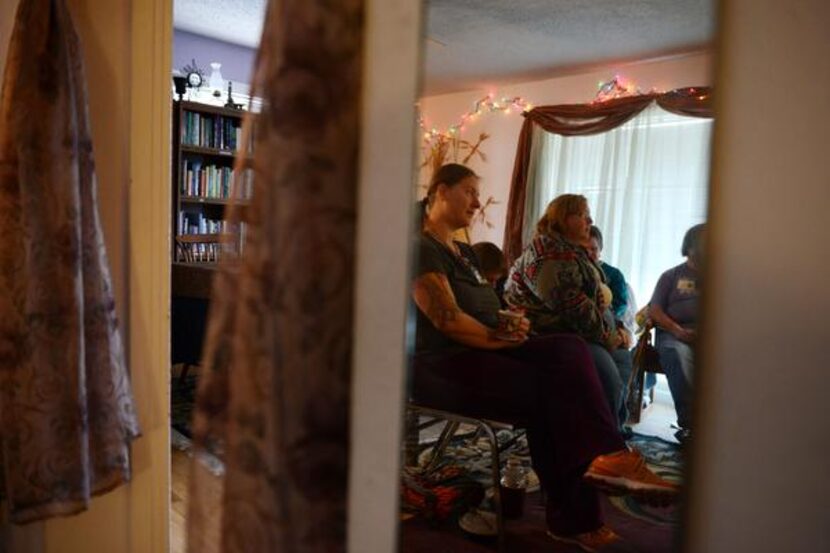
[587,238,601,262]
[483,270,505,286]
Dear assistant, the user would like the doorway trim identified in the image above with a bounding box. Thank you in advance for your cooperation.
[129,0,173,550]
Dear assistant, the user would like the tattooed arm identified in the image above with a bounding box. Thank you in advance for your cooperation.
[413,272,525,350]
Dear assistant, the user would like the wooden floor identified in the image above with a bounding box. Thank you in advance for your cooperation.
[171,447,222,553]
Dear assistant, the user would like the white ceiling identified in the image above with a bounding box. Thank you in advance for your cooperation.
[173,0,715,95]
[174,0,266,48]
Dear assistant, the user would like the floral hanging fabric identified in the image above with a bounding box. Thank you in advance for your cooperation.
[186,1,364,551]
[0,0,140,523]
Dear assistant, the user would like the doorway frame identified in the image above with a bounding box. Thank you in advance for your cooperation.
[129,0,173,550]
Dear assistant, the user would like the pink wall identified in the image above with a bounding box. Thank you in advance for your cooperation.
[418,50,713,244]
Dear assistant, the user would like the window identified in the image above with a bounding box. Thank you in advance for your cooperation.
[524,103,712,306]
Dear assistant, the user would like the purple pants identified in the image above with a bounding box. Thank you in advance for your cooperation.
[412,334,625,535]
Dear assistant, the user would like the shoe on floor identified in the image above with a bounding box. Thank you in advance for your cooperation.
[583,449,679,506]
[547,525,622,552]
[674,427,691,445]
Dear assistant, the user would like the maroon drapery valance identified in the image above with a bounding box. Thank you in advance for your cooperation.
[503,86,713,262]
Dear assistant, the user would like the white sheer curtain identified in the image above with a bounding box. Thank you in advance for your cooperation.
[523,103,712,306]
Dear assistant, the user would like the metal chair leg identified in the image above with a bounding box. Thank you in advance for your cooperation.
[424,421,460,472]
[478,421,505,553]
[407,405,510,552]
[403,408,420,467]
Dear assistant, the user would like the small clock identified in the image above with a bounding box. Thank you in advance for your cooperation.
[187,71,203,88]
[180,59,205,90]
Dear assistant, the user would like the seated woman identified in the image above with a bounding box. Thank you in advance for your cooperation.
[586,226,631,335]
[504,195,633,427]
[649,224,705,442]
[587,225,657,398]
[412,164,676,550]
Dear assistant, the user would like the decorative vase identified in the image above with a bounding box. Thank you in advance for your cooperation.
[209,62,224,97]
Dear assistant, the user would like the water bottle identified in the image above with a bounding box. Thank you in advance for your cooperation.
[499,457,527,519]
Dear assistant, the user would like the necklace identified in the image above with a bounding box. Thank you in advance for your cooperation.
[423,228,460,255]
[423,230,488,285]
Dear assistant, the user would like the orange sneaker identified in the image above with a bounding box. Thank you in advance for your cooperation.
[584,449,679,506]
[547,525,622,552]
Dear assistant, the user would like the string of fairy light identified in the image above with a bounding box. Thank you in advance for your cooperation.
[417,93,534,142]
[418,75,680,141]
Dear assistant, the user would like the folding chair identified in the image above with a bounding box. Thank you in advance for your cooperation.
[405,402,527,553]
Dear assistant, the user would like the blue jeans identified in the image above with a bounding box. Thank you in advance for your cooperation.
[657,333,695,429]
[587,343,633,428]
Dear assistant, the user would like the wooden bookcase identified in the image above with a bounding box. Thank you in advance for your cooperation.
[170,100,252,366]
[171,100,251,269]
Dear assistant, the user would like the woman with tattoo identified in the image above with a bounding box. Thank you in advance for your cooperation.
[411,164,677,551]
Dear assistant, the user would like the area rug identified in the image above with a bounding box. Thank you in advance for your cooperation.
[171,372,225,474]
[400,492,676,553]
[609,433,683,525]
[414,426,683,526]
[171,372,198,438]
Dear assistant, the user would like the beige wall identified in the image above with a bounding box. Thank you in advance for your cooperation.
[685,0,830,551]
[1,0,171,551]
[418,51,713,244]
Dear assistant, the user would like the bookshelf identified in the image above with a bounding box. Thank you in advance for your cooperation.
[171,100,251,267]
[170,99,252,367]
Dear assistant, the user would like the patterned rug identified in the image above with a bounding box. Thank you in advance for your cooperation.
[171,372,198,438]
[610,433,683,525]
[415,425,682,525]
[171,372,225,475]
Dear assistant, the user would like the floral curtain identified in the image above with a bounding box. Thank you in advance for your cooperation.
[0,0,140,524]
[187,1,364,552]
[503,87,713,262]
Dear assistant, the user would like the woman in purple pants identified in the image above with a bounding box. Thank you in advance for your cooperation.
[411,163,677,552]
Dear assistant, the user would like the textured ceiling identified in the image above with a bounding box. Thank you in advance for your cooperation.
[173,0,715,94]
[424,0,714,94]
[174,0,266,48]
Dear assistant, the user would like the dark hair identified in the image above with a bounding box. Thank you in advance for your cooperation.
[589,225,604,250]
[417,163,478,230]
[426,163,478,205]
[681,223,706,257]
[471,242,507,275]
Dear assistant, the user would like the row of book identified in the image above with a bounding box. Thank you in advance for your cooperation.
[180,161,254,200]
[181,110,242,151]
[177,212,228,237]
[181,160,234,199]
[176,212,248,263]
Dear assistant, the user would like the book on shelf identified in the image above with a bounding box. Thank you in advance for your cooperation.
[181,110,243,151]
[175,211,247,263]
[174,101,254,267]
[180,160,253,200]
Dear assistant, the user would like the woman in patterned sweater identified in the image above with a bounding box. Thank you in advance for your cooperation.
[504,195,633,427]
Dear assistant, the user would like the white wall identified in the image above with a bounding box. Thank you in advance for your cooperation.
[418,51,712,245]
[684,0,830,551]
[349,0,421,550]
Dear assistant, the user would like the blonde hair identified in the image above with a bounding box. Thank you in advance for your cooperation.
[535,194,588,238]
